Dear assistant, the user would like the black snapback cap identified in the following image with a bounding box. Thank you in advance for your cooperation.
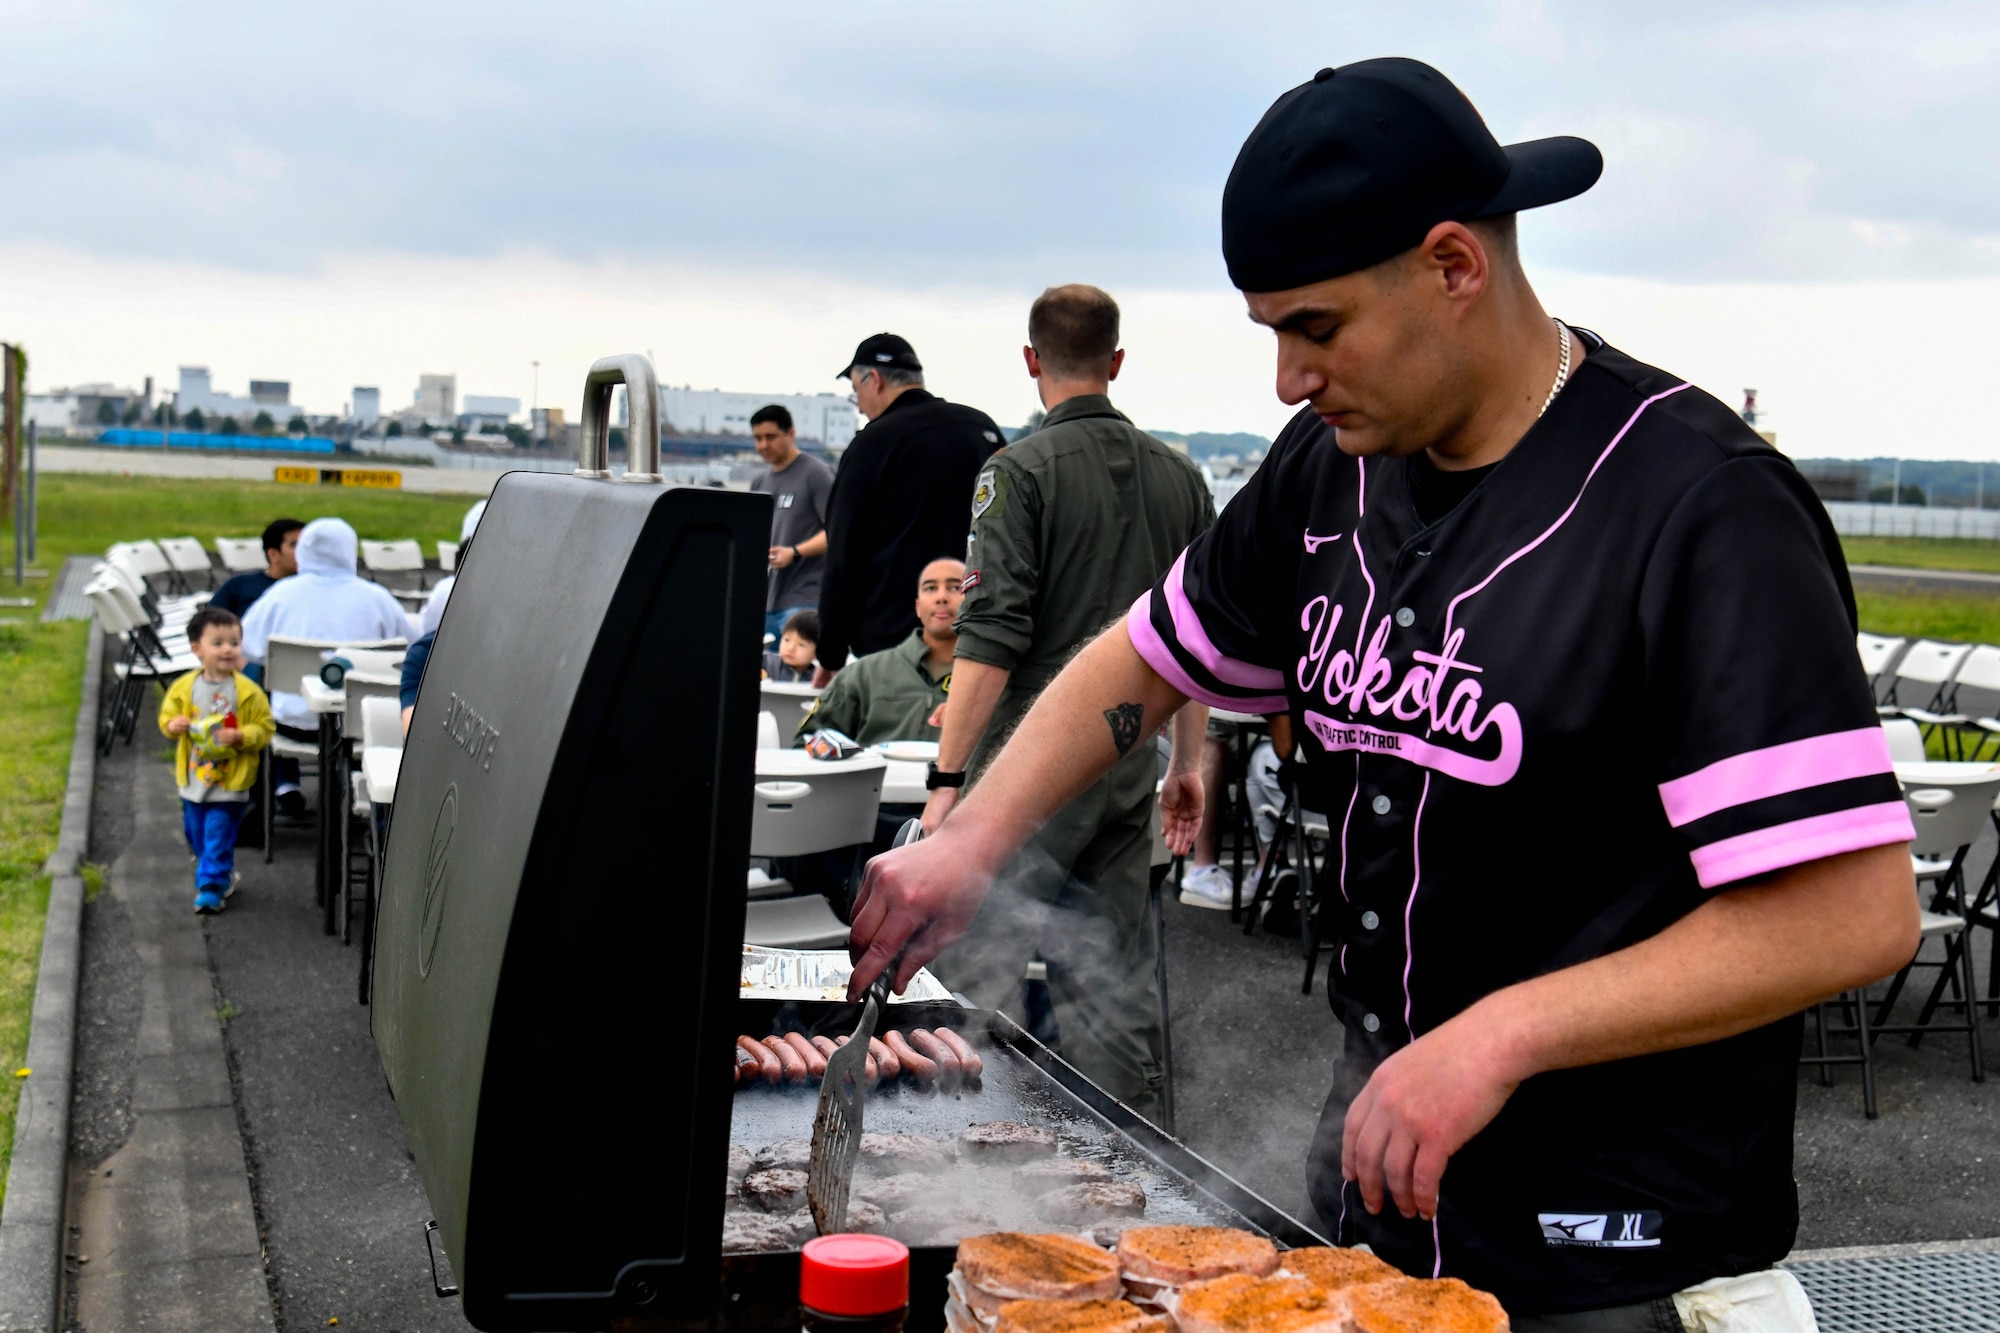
[836,332,923,380]
[1222,58,1602,293]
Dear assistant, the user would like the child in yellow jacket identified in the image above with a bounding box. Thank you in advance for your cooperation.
[158,607,275,914]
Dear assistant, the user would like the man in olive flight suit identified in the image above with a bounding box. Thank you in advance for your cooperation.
[917,284,1215,1120]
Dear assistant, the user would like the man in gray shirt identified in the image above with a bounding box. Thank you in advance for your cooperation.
[749,404,834,640]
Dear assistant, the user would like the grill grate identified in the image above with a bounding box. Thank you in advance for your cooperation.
[1784,1250,2000,1332]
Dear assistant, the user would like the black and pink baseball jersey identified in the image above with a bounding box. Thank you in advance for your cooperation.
[1128,331,1913,1314]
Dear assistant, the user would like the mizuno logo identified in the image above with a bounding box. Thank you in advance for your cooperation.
[1538,1211,1663,1249]
[1303,530,1344,553]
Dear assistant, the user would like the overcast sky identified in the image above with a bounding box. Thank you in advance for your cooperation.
[3,1,1995,456]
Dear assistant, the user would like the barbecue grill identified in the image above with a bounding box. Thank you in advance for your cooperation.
[373,353,1323,1331]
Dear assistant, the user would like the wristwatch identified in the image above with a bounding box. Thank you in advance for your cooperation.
[925,762,966,791]
[789,545,801,564]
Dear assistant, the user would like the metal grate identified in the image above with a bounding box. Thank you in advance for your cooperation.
[1784,1250,2000,1332]
[40,555,97,622]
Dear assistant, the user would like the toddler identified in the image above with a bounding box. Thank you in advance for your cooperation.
[762,608,819,683]
[159,607,275,914]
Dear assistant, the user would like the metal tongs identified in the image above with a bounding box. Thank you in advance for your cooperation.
[806,818,922,1234]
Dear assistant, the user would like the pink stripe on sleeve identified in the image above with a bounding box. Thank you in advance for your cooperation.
[1658,726,1896,827]
[1125,591,1287,713]
[1688,801,1915,889]
[1161,553,1288,692]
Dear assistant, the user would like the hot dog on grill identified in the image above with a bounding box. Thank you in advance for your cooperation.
[738,1035,782,1087]
[762,1035,810,1087]
[782,1032,828,1080]
[734,1042,759,1087]
[883,1030,937,1086]
[868,1036,901,1082]
[907,1029,962,1088]
[934,1026,984,1079]
[816,1034,877,1087]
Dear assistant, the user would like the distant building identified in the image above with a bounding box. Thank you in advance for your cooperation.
[461,394,521,431]
[249,380,291,406]
[658,386,858,449]
[353,387,381,426]
[530,406,565,443]
[176,366,269,423]
[415,373,456,424]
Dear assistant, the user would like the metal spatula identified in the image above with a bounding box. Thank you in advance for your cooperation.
[807,818,923,1235]
[806,967,891,1235]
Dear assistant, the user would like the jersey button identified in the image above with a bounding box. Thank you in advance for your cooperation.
[1360,910,1380,930]
[1394,607,1416,628]
[1371,794,1391,815]
[1361,1013,1381,1033]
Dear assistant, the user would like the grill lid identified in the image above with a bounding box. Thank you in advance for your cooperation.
[372,414,770,1329]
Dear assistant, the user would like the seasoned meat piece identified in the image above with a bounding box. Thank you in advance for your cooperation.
[960,1121,1059,1162]
[1041,1180,1147,1224]
[1018,1157,1115,1183]
[721,1211,797,1254]
[859,1172,939,1214]
[740,1167,809,1214]
[754,1139,813,1172]
[727,1145,754,1184]
[858,1131,957,1173]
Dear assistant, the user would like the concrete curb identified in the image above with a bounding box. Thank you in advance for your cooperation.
[0,626,103,1331]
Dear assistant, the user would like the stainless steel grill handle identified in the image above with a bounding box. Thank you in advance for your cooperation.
[575,353,662,483]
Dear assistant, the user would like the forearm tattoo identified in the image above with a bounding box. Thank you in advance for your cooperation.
[1103,702,1144,757]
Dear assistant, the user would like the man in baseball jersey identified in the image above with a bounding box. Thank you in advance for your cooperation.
[848,59,1917,1330]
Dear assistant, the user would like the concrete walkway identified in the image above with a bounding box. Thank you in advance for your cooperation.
[69,757,275,1330]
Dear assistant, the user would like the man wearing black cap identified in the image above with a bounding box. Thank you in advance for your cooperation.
[847,59,1915,1329]
[815,333,1006,685]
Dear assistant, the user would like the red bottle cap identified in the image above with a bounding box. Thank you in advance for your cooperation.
[799,1234,910,1316]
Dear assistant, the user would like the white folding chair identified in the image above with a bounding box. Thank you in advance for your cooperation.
[214,537,267,574]
[1927,644,2000,761]
[437,540,460,574]
[359,538,428,590]
[1879,640,1975,751]
[1881,718,1927,763]
[157,536,216,590]
[1873,779,1997,1082]
[741,753,884,949]
[1857,633,1908,703]
[258,636,407,865]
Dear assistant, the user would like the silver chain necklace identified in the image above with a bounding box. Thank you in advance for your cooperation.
[1539,318,1573,418]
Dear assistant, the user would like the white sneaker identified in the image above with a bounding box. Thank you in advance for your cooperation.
[1178,864,1237,911]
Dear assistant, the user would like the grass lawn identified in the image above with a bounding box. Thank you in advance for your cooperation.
[0,472,485,1201]
[1841,535,2000,574]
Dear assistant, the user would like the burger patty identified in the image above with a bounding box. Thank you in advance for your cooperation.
[721,1211,798,1255]
[727,1144,755,1183]
[740,1167,809,1214]
[961,1121,1059,1162]
[858,1131,958,1172]
[859,1172,939,1214]
[1041,1181,1148,1224]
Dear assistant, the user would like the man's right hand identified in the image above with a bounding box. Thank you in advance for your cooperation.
[846,832,994,998]
[812,665,836,689]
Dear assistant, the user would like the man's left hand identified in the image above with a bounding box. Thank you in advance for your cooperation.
[1158,769,1203,857]
[1342,1014,1522,1221]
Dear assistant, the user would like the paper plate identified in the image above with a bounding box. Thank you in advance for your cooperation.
[875,740,940,763]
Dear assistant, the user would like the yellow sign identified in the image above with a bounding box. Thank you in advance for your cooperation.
[274,466,403,489]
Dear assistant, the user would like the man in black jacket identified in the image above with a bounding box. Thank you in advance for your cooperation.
[815,333,1005,686]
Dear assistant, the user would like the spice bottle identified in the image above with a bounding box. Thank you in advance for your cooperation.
[800,1233,910,1333]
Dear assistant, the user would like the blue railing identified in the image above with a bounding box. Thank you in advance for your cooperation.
[96,428,340,455]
